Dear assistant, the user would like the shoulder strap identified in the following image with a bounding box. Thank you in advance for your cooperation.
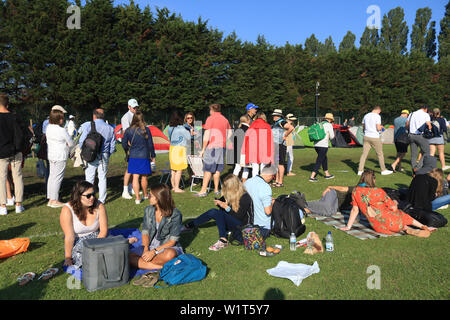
[90,121,97,133]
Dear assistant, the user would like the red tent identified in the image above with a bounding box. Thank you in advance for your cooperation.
[114,124,169,154]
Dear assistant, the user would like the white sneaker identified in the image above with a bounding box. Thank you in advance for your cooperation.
[357,171,363,176]
[6,197,15,206]
[122,191,132,199]
[0,207,7,216]
[135,199,141,205]
[381,170,393,175]
[437,204,448,210]
[15,205,25,213]
[443,165,450,171]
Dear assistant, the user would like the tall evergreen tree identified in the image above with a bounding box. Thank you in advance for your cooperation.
[425,21,437,59]
[319,36,337,55]
[360,27,379,49]
[438,1,450,61]
[304,34,320,56]
[339,31,356,52]
[411,7,432,55]
[380,7,409,55]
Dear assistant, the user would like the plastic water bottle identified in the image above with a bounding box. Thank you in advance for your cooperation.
[325,231,334,252]
[290,233,296,251]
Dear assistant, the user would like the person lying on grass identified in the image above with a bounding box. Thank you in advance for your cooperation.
[60,181,108,267]
[181,174,253,251]
[339,169,436,237]
[129,183,184,270]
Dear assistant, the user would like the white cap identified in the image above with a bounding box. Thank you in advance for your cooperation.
[51,105,67,113]
[128,99,139,108]
[69,115,75,119]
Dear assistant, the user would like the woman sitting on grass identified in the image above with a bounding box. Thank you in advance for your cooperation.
[181,174,253,251]
[60,181,108,267]
[129,183,184,270]
[340,169,436,237]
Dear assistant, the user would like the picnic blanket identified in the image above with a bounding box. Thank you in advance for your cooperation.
[309,212,405,240]
[63,228,158,280]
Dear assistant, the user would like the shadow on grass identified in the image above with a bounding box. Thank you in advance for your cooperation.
[264,288,285,300]
[0,223,36,240]
[0,260,63,300]
[342,159,359,174]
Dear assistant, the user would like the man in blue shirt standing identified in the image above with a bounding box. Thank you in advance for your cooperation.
[79,108,116,203]
[244,165,277,238]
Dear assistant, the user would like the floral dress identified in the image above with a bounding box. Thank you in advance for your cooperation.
[351,187,414,234]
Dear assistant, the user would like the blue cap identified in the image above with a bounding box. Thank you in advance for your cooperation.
[246,103,259,111]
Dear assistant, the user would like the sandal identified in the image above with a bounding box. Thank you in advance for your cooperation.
[141,271,160,288]
[17,272,35,286]
[38,268,59,280]
[193,192,208,198]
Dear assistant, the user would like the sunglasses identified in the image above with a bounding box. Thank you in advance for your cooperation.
[82,192,96,199]
[186,117,193,120]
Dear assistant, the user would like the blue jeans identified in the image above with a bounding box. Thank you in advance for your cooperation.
[192,208,243,239]
[85,153,110,203]
[432,194,450,211]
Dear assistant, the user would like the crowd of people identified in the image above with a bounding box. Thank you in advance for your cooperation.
[1,91,449,269]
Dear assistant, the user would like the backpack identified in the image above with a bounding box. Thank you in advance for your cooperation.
[271,195,306,238]
[37,134,48,160]
[81,121,104,163]
[82,236,129,292]
[241,225,266,250]
[155,254,207,288]
[308,122,326,142]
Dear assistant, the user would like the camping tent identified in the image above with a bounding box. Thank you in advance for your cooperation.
[349,126,364,145]
[331,124,362,147]
[380,127,394,144]
[114,124,169,153]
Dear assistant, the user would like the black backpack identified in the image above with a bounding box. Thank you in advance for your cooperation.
[81,121,104,163]
[271,195,306,239]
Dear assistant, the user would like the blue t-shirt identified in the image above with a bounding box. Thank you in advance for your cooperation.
[244,176,273,229]
[168,125,191,147]
[393,116,408,140]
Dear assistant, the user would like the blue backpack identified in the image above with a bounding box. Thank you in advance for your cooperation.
[155,254,207,288]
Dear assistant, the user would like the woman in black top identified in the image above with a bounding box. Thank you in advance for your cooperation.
[429,108,449,171]
[181,174,252,251]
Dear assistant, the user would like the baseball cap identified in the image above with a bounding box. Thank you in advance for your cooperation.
[401,109,410,115]
[51,105,67,113]
[246,103,259,111]
[69,115,75,119]
[128,99,139,108]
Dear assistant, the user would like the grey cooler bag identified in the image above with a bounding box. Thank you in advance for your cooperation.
[82,235,129,292]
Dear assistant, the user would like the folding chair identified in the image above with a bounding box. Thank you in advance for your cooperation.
[187,155,222,193]
[159,161,185,189]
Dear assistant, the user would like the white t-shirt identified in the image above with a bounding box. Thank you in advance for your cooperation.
[314,122,335,148]
[121,110,135,132]
[408,109,431,134]
[362,112,381,138]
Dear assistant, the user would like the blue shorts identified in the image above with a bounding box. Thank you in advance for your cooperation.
[203,148,226,173]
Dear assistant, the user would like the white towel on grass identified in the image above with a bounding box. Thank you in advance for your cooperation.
[266,261,320,286]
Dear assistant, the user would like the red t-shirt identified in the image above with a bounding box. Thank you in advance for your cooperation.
[204,112,231,149]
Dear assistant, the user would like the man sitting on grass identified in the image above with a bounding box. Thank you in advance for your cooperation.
[244,165,277,239]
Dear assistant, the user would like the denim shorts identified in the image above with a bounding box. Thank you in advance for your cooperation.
[203,148,226,173]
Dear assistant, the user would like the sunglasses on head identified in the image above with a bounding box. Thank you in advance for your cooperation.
[82,192,96,199]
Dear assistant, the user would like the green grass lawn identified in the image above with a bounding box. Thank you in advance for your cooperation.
[0,144,449,300]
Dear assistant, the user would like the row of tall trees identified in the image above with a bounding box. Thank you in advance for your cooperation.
[0,0,449,125]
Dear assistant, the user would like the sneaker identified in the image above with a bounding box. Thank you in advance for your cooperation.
[357,171,363,176]
[0,207,7,216]
[443,165,450,171]
[309,178,318,182]
[381,170,393,175]
[437,204,449,210]
[208,239,228,251]
[135,199,141,205]
[6,197,15,206]
[15,205,25,213]
[122,191,132,199]
[325,175,335,179]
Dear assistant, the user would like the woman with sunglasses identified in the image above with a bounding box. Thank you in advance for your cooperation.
[183,112,200,154]
[60,181,108,267]
[340,170,436,237]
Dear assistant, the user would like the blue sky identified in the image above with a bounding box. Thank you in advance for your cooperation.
[111,0,448,49]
